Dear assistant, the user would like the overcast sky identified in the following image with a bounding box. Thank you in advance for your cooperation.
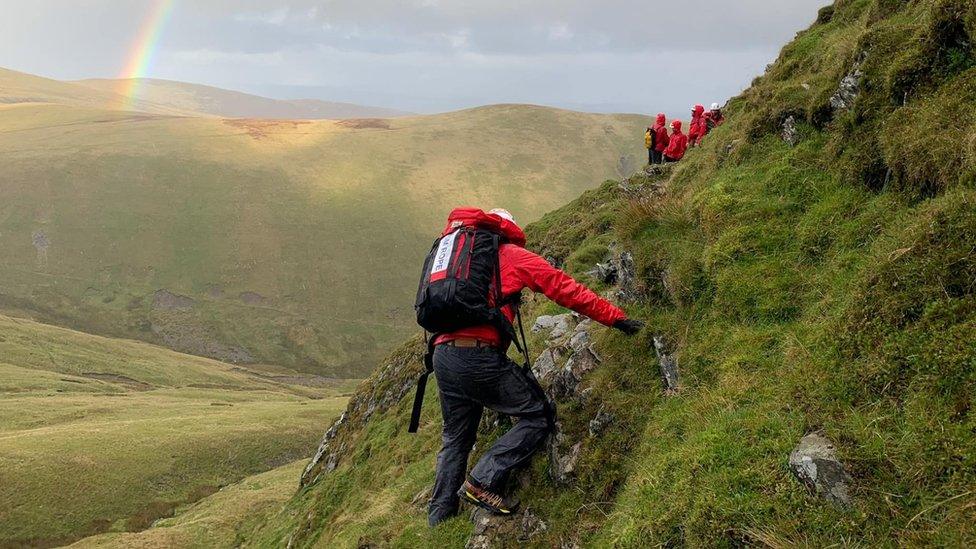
[0,1,827,115]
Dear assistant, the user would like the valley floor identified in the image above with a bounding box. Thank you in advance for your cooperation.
[0,314,353,547]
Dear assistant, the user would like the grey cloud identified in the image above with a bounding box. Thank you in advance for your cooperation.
[0,0,828,114]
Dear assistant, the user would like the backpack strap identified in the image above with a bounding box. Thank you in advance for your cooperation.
[408,333,436,433]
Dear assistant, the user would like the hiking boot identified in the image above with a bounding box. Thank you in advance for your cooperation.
[457,478,519,515]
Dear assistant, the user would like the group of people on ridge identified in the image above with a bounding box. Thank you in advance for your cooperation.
[645,102,726,164]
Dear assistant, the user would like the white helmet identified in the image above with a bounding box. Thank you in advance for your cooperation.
[489,208,516,225]
[711,102,721,110]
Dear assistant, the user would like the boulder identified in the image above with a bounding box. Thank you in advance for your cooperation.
[532,314,574,339]
[789,432,853,506]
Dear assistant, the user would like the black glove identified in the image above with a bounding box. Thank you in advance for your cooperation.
[613,319,644,336]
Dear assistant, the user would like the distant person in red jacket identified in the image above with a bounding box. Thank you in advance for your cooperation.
[688,104,707,147]
[426,208,643,525]
[706,102,725,133]
[663,120,688,162]
[650,113,669,164]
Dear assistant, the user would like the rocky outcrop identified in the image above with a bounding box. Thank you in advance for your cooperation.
[532,314,573,340]
[300,340,425,488]
[588,244,639,303]
[466,507,548,549]
[789,432,853,506]
[829,53,867,112]
[782,115,800,147]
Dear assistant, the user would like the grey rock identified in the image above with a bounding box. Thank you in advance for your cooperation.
[466,507,547,548]
[588,406,615,437]
[789,432,853,506]
[782,115,800,147]
[653,336,680,394]
[301,410,349,486]
[548,423,583,484]
[532,314,573,339]
[830,53,867,112]
[595,261,618,284]
[531,347,563,383]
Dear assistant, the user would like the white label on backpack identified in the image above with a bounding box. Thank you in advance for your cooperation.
[429,230,459,282]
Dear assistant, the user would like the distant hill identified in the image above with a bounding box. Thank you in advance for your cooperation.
[0,68,649,377]
[0,67,189,115]
[76,77,413,119]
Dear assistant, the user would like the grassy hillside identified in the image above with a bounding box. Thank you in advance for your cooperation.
[76,78,412,119]
[0,71,647,377]
[0,313,351,547]
[69,460,308,549]
[0,67,192,115]
[248,0,976,546]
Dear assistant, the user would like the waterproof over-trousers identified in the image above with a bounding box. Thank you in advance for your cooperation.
[428,344,551,526]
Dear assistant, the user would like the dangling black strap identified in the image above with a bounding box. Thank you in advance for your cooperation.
[408,333,436,433]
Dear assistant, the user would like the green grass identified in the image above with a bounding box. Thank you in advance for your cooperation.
[0,314,351,547]
[0,71,649,377]
[69,460,309,549]
[244,0,976,546]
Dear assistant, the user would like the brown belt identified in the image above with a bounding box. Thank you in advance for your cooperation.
[441,337,496,348]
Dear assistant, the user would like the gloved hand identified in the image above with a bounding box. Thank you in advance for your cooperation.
[613,318,644,336]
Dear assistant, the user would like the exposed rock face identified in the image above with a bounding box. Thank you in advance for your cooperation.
[652,336,680,394]
[782,115,801,147]
[151,289,196,311]
[830,53,867,112]
[301,341,425,488]
[789,432,853,506]
[467,507,548,549]
[301,411,348,486]
[532,314,573,340]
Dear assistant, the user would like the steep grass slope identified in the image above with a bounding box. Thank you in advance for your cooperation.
[0,72,647,376]
[76,78,412,119]
[252,0,976,546]
[0,313,350,547]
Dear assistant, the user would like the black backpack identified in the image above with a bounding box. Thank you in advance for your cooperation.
[408,226,533,433]
[415,227,509,334]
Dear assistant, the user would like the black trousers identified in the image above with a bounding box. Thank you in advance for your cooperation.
[428,344,551,526]
[651,149,664,164]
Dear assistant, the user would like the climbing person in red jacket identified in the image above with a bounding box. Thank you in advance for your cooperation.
[706,102,726,133]
[663,120,688,162]
[650,113,669,164]
[688,104,707,147]
[423,207,643,525]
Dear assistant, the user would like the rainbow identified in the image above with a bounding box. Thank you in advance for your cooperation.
[117,0,175,110]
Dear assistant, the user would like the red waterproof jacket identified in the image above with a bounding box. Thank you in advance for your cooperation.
[688,104,706,146]
[652,113,670,152]
[433,208,627,346]
[664,121,688,160]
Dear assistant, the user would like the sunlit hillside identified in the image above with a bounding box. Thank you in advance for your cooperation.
[0,68,648,376]
[76,77,413,119]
